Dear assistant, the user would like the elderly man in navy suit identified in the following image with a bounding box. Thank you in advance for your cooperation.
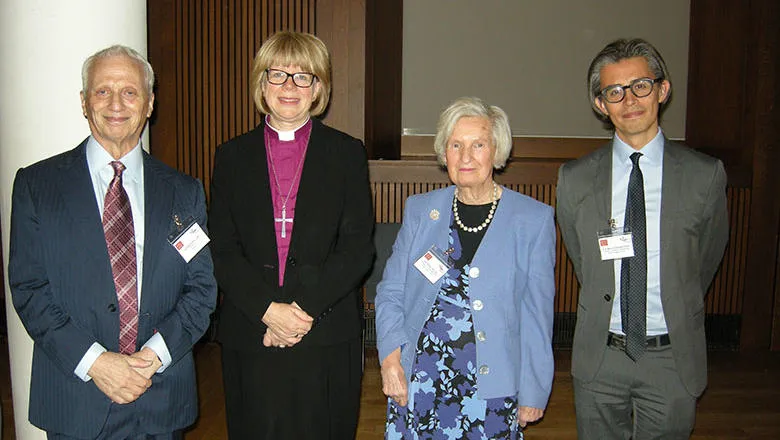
[9,45,217,439]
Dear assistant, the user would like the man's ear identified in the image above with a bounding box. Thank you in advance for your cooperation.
[147,93,155,118]
[80,91,88,118]
[595,96,610,117]
[658,80,671,104]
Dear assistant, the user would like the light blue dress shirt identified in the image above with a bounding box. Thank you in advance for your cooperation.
[74,136,172,381]
[609,129,669,336]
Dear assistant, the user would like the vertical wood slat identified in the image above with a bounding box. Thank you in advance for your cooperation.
[705,187,750,315]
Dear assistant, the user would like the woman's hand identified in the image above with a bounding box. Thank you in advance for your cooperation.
[263,327,303,348]
[517,406,544,427]
[381,347,408,406]
[262,301,313,347]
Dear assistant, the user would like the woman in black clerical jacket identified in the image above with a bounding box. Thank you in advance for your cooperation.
[209,31,375,439]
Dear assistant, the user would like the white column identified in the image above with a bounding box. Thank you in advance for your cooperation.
[0,1,147,437]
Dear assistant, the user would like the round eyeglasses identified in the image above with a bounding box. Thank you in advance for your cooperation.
[599,77,663,103]
[265,69,317,88]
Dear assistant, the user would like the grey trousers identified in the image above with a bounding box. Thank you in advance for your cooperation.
[573,344,697,440]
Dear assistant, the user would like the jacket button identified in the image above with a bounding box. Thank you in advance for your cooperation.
[287,256,296,267]
[604,294,611,301]
[107,304,116,312]
[472,300,484,311]
[468,267,480,278]
[476,331,486,342]
[478,365,490,375]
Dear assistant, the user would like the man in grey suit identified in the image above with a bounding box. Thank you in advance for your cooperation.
[556,38,729,439]
[9,45,217,438]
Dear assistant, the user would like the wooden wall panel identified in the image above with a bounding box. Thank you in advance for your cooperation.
[364,0,402,159]
[316,0,365,140]
[687,0,780,350]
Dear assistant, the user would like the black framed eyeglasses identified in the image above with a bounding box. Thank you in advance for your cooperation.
[599,77,663,103]
[265,69,317,88]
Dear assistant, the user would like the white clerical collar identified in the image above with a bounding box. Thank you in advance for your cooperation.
[265,116,310,141]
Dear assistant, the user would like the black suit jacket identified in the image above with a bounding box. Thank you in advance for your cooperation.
[209,119,375,349]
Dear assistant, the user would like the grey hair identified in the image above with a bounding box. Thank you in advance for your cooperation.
[81,45,155,95]
[433,97,512,169]
[587,38,671,121]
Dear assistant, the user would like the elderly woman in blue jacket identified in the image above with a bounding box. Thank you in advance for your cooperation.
[375,97,556,439]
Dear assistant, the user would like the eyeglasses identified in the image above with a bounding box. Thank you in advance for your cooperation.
[265,69,317,88]
[599,77,663,103]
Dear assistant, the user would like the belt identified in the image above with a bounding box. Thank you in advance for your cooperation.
[607,332,671,349]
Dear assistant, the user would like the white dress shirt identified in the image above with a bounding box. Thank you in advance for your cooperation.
[74,136,171,381]
[609,129,669,336]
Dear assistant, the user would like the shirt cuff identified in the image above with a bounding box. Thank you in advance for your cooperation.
[74,342,107,382]
[142,332,172,373]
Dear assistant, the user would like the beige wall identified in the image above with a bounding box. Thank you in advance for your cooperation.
[403,0,690,139]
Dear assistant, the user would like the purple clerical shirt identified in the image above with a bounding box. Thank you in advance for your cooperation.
[264,117,312,285]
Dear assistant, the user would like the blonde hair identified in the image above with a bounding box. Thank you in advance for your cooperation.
[250,31,331,116]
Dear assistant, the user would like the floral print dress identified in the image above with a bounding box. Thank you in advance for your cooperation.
[386,206,521,440]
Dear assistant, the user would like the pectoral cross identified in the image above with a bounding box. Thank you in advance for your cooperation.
[275,206,293,238]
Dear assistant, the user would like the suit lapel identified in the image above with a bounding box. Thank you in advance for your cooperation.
[59,142,102,223]
[250,124,279,258]
[140,154,175,296]
[660,140,683,293]
[287,120,327,258]
[59,142,112,266]
[593,145,612,226]
[660,140,683,225]
[291,120,324,225]
[433,186,455,252]
[471,186,504,265]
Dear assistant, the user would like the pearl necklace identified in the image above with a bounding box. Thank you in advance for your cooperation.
[453,182,498,233]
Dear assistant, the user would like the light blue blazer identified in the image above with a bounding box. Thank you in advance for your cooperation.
[375,185,555,409]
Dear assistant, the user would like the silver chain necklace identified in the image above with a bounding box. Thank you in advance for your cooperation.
[264,124,310,239]
[452,182,498,233]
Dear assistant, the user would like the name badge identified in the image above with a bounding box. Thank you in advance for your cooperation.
[168,216,210,263]
[414,245,454,284]
[597,228,635,261]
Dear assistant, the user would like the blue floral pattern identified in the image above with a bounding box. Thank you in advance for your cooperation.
[386,222,520,439]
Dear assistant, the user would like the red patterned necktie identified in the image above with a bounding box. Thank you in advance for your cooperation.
[102,161,138,355]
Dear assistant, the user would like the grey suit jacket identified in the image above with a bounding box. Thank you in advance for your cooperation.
[556,139,728,397]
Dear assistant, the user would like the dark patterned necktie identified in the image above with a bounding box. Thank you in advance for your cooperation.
[102,161,138,355]
[621,152,647,361]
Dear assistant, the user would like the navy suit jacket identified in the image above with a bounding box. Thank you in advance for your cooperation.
[9,139,217,437]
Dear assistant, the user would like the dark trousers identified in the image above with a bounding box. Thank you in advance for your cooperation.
[47,402,183,440]
[573,345,697,440]
[221,337,362,440]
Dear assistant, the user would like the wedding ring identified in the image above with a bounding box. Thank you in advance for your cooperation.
[279,344,286,348]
